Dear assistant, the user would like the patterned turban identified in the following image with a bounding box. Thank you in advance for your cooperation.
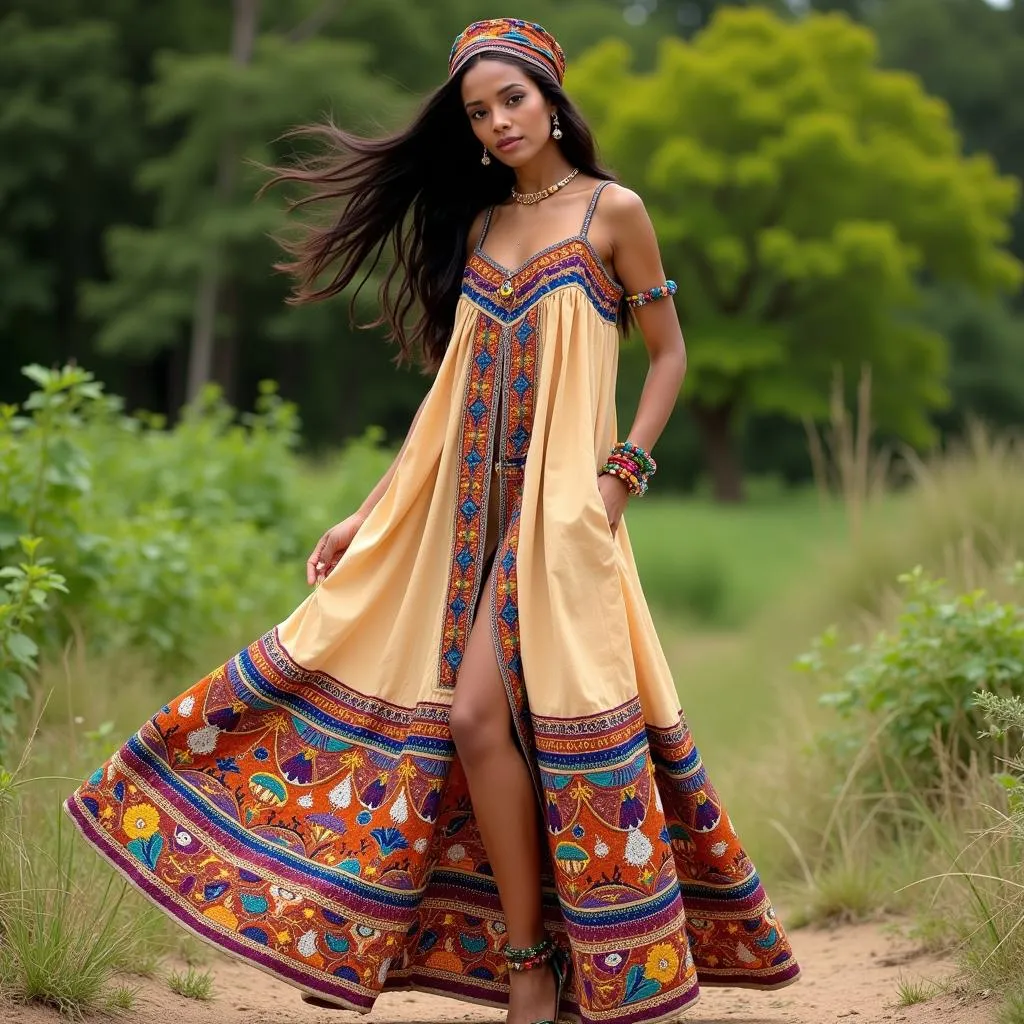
[448,18,566,85]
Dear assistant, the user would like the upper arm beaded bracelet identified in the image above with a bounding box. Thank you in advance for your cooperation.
[625,280,677,309]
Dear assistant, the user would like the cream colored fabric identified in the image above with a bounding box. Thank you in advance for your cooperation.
[277,285,680,727]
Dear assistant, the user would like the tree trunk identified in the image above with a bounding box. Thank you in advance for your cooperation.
[691,401,745,503]
[185,0,259,404]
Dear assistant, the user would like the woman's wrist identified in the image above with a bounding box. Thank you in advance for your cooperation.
[601,440,657,497]
[599,471,631,495]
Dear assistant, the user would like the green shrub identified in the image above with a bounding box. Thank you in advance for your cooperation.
[0,538,67,745]
[0,364,393,711]
[798,564,1024,792]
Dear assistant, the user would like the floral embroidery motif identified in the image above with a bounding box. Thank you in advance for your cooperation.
[67,633,797,1022]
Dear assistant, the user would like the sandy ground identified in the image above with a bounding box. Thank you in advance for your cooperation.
[2,921,999,1024]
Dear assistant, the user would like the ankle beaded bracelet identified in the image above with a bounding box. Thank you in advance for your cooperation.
[504,935,555,972]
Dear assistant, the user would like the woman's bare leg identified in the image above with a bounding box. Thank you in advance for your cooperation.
[449,566,557,1024]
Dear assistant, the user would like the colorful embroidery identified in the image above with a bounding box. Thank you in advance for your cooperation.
[436,313,501,689]
[66,634,796,1021]
[490,308,540,780]
[449,19,567,84]
[464,239,622,325]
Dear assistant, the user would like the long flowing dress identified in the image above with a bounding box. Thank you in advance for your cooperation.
[65,182,799,1023]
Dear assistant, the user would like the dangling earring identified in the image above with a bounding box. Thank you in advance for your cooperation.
[481,147,492,166]
[551,112,563,141]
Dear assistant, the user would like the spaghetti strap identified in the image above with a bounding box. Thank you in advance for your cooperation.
[581,180,613,238]
[475,206,496,251]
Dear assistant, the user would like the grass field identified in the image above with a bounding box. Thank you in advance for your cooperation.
[625,489,853,626]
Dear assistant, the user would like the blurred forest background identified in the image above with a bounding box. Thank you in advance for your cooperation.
[2,0,1022,501]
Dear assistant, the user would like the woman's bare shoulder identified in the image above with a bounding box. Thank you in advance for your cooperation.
[597,181,647,221]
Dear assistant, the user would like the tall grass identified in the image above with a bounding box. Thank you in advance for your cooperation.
[0,747,150,1016]
[0,648,213,1016]
[813,425,1024,623]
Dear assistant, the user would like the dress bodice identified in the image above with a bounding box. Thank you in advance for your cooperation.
[460,181,623,326]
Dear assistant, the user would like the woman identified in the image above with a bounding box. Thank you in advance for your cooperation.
[66,19,799,1024]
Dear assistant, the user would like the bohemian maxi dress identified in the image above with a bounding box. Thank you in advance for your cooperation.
[66,182,800,1023]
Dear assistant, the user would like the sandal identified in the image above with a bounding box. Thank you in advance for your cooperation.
[503,935,570,1024]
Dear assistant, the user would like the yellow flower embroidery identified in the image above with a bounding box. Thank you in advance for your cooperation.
[123,803,160,840]
[645,943,679,983]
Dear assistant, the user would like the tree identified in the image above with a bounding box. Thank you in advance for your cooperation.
[186,0,260,404]
[0,14,135,362]
[870,0,1024,264]
[82,25,408,404]
[866,0,1024,437]
[569,7,1021,501]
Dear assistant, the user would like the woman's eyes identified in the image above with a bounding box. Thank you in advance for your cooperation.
[470,95,525,119]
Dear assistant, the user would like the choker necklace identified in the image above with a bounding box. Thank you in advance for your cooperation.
[511,168,580,206]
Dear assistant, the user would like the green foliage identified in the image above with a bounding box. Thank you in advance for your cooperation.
[975,689,1024,836]
[0,13,135,336]
[872,0,1024,263]
[0,537,68,744]
[952,689,1024,1002]
[82,31,409,360]
[569,7,1022,490]
[922,285,1024,434]
[0,363,392,705]
[799,565,1024,790]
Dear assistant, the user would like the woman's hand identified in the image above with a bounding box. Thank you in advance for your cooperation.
[597,472,630,537]
[306,513,367,586]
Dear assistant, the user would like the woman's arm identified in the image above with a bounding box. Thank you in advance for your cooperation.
[606,186,687,454]
[594,185,687,532]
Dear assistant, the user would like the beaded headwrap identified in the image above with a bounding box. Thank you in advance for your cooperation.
[449,18,566,85]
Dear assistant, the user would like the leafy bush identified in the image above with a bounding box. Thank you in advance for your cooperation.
[975,689,1024,848]
[0,364,393,747]
[0,538,67,738]
[798,564,1024,792]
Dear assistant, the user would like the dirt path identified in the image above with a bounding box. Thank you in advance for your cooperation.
[3,921,998,1024]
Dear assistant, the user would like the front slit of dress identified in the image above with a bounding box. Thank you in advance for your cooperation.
[487,315,544,806]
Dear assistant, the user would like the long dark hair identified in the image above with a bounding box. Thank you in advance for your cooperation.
[267,55,617,370]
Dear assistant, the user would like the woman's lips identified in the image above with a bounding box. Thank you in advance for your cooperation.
[497,136,523,151]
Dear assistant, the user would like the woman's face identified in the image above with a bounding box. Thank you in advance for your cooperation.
[460,58,556,168]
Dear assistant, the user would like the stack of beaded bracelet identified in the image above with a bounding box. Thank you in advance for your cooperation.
[601,440,657,496]
[625,280,677,308]
[503,936,555,973]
